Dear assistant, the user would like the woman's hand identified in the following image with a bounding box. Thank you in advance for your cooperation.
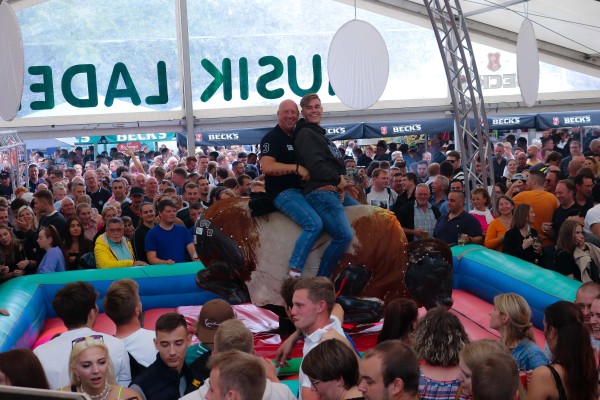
[13,217,28,231]
[522,236,535,249]
[16,260,28,270]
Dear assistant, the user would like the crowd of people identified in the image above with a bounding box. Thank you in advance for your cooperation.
[0,94,596,283]
[0,93,598,399]
[0,276,598,400]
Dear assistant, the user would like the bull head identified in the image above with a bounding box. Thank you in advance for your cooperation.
[405,238,454,310]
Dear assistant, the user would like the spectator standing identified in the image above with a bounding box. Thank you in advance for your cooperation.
[489,293,548,371]
[503,204,543,266]
[36,226,66,273]
[130,313,199,400]
[433,191,483,246]
[33,281,131,389]
[145,199,197,264]
[484,196,514,252]
[95,217,147,269]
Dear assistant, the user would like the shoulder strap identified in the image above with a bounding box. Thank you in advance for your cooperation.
[454,385,462,400]
[546,364,568,400]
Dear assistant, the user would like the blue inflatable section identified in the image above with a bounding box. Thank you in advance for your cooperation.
[0,262,219,351]
[452,245,581,329]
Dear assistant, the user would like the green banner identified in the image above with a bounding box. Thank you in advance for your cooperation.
[75,133,176,145]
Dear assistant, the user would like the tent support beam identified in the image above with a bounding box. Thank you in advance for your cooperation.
[176,0,196,155]
[422,0,494,209]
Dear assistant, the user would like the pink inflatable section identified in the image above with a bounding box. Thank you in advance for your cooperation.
[33,289,544,355]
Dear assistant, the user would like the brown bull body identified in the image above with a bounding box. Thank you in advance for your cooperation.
[200,197,412,307]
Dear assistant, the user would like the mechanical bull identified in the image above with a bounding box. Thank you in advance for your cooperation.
[193,197,453,321]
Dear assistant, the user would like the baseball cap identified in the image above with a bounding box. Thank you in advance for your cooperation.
[237,152,248,159]
[129,186,145,197]
[196,299,235,344]
[511,173,527,182]
[0,171,9,179]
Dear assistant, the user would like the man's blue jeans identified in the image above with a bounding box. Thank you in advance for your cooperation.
[305,190,354,277]
[273,188,323,271]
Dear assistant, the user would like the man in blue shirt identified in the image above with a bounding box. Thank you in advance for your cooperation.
[434,191,483,246]
[145,199,197,264]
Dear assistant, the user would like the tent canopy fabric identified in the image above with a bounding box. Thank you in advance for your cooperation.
[2,0,600,144]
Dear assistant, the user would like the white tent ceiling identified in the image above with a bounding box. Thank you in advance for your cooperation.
[356,0,600,76]
[3,0,600,142]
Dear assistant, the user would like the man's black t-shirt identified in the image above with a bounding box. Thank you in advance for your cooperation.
[39,211,67,236]
[552,203,581,241]
[260,124,302,195]
[87,187,112,212]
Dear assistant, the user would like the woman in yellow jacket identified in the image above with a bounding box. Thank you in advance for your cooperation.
[94,217,148,268]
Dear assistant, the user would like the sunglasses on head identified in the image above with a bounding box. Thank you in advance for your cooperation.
[72,334,104,348]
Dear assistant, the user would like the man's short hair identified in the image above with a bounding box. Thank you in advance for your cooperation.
[157,198,177,213]
[173,167,188,179]
[207,350,266,400]
[371,168,388,179]
[300,93,320,109]
[302,339,359,390]
[546,151,562,164]
[362,340,419,395]
[449,190,466,202]
[33,189,54,204]
[183,182,199,193]
[106,217,124,228]
[185,156,197,163]
[435,175,450,190]
[404,172,418,186]
[216,167,229,180]
[280,277,300,308]
[111,177,128,188]
[236,174,251,185]
[471,352,519,400]
[222,177,238,189]
[155,312,188,334]
[103,279,139,326]
[450,178,464,189]
[528,170,545,186]
[214,319,254,354]
[575,171,595,186]
[293,277,335,315]
[52,282,98,329]
[447,150,461,160]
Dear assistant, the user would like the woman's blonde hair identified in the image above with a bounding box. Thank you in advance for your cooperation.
[493,293,534,346]
[69,337,116,386]
[17,205,38,230]
[460,339,509,370]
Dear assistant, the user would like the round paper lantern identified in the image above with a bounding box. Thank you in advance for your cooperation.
[0,1,25,122]
[517,18,539,108]
[328,19,389,110]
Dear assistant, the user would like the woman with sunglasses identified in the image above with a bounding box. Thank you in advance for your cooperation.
[63,336,140,400]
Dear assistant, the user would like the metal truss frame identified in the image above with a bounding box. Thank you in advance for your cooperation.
[422,0,495,208]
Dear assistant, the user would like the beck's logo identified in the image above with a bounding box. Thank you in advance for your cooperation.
[487,52,501,72]
[552,117,559,126]
[381,127,388,135]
